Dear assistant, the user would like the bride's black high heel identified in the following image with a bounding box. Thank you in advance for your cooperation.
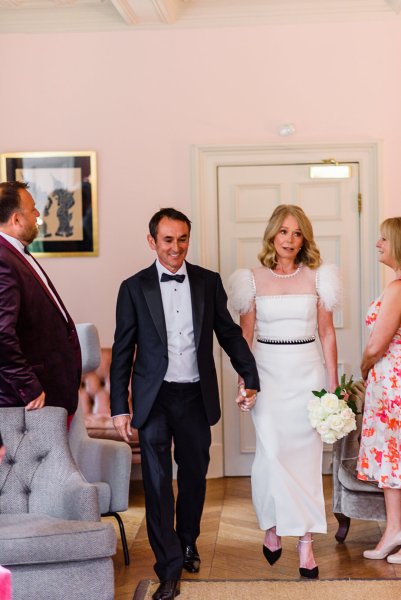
[297,539,319,579]
[299,565,319,579]
[263,544,282,566]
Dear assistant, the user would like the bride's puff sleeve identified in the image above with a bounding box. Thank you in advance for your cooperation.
[227,268,256,316]
[316,263,342,312]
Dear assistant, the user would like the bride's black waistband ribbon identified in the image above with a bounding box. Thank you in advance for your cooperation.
[257,336,316,345]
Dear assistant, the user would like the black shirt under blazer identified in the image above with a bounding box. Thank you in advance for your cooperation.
[110,261,260,429]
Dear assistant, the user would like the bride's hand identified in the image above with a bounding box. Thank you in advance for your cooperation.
[236,387,257,411]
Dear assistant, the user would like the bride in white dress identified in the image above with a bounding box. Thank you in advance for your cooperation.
[228,205,340,579]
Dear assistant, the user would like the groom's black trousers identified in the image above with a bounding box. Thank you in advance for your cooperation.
[138,380,211,581]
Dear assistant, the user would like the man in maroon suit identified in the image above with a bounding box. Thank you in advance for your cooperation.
[0,181,81,418]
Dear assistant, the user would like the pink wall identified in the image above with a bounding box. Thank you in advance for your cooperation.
[1,20,400,344]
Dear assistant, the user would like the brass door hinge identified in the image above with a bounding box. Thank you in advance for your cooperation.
[358,193,362,214]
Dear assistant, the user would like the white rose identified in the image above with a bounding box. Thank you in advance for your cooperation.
[342,417,357,434]
[321,430,338,444]
[316,421,330,435]
[326,414,345,432]
[321,393,340,414]
[341,407,354,419]
[316,418,342,443]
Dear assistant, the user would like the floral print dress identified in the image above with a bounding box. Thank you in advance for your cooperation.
[357,295,401,488]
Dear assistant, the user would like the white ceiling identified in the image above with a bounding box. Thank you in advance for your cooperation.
[0,0,400,32]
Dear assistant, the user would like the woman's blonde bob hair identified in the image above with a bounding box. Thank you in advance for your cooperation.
[380,217,401,268]
[258,204,322,269]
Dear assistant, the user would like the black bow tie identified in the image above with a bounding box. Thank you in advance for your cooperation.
[160,273,185,283]
[23,246,31,255]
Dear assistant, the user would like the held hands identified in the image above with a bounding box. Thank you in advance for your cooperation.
[113,415,133,443]
[236,383,257,412]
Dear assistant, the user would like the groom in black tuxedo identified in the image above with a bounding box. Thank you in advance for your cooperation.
[110,208,259,600]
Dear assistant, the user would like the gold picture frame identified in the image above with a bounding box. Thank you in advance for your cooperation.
[0,151,98,257]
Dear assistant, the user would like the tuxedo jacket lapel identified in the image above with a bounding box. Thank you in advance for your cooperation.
[187,262,205,350]
[141,264,168,347]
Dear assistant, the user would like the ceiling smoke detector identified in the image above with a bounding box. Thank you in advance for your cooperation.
[278,123,296,136]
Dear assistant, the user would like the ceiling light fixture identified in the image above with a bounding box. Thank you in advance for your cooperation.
[310,160,352,179]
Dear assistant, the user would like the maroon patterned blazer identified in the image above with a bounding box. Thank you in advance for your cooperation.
[0,235,81,415]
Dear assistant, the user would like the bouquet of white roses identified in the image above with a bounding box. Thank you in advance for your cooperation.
[307,374,358,444]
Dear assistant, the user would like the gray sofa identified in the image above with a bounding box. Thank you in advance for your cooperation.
[0,406,116,600]
[332,383,385,542]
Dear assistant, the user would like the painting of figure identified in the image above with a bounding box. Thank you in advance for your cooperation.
[0,151,97,256]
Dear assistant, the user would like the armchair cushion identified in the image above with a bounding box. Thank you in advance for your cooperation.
[0,514,115,566]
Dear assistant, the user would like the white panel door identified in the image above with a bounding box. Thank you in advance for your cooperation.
[218,163,360,476]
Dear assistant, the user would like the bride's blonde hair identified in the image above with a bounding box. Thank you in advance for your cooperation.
[381,217,401,268]
[258,204,322,269]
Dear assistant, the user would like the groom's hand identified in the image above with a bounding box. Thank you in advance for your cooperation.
[113,415,133,443]
[236,388,257,411]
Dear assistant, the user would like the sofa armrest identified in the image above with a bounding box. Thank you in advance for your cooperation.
[61,472,100,521]
[73,436,131,513]
[36,470,100,521]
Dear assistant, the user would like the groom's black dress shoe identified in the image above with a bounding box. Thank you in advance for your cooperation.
[152,579,180,600]
[182,545,201,573]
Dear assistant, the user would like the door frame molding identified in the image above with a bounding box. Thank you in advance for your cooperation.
[191,141,382,477]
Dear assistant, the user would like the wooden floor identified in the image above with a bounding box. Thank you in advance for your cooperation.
[110,476,400,600]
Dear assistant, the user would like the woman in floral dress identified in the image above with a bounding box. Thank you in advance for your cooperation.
[357,217,401,562]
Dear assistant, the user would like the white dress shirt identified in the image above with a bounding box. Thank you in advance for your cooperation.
[156,259,200,383]
[0,231,68,321]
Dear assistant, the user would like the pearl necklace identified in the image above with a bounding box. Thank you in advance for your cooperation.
[269,264,303,279]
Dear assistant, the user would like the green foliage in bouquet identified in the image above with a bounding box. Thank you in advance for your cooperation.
[312,373,360,415]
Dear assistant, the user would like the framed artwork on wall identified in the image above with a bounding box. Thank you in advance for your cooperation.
[0,151,98,257]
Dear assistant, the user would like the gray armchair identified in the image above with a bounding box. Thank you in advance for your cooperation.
[70,323,132,565]
[332,381,385,542]
[68,404,132,565]
[0,406,116,600]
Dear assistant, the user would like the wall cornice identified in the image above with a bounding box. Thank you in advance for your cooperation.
[0,0,400,33]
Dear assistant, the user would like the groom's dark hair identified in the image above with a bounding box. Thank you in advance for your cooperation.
[149,207,192,240]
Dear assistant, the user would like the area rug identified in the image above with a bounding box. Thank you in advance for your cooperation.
[133,578,401,600]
